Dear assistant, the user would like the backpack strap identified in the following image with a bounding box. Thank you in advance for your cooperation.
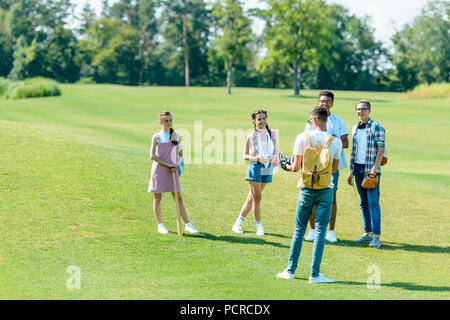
[304,132,313,147]
[324,135,335,149]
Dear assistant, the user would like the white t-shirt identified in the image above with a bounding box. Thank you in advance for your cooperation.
[354,127,367,164]
[293,130,343,189]
[305,113,348,169]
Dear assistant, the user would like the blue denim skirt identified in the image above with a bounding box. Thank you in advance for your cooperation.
[245,162,273,183]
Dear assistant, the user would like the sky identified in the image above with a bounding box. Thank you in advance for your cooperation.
[71,0,429,46]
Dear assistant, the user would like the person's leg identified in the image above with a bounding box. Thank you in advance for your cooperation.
[239,183,268,219]
[329,190,337,230]
[153,193,163,224]
[367,176,381,237]
[310,188,333,277]
[238,190,253,219]
[329,170,339,231]
[287,188,314,274]
[249,181,263,223]
[354,166,373,235]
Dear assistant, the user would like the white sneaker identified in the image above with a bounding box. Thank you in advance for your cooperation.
[305,229,315,241]
[232,224,244,234]
[157,224,169,235]
[277,269,294,280]
[256,225,264,236]
[309,273,334,284]
[185,223,199,234]
[326,230,338,243]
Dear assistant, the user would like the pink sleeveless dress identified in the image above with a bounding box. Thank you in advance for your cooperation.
[148,136,181,194]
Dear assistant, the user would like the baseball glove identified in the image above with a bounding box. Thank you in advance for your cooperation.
[279,152,295,171]
[361,172,378,189]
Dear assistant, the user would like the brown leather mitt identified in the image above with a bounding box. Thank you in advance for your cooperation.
[361,172,378,189]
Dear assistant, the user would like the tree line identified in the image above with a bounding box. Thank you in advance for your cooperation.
[0,0,448,95]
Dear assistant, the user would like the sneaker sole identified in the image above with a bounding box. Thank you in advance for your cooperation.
[354,239,373,243]
[277,274,294,280]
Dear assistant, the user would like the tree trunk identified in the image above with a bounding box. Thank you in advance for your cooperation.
[182,7,189,87]
[293,60,300,95]
[227,56,232,95]
[138,35,146,85]
[293,58,302,96]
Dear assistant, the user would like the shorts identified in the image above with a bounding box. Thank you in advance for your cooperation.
[332,170,339,191]
[245,162,273,183]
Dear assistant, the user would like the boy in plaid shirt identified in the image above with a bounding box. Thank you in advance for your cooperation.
[347,100,386,249]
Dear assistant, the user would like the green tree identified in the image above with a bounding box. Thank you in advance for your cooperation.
[391,0,449,90]
[42,25,79,82]
[262,0,332,95]
[77,2,97,37]
[158,0,211,86]
[108,0,159,85]
[210,0,252,94]
[0,7,13,76]
[314,4,388,91]
[85,18,140,85]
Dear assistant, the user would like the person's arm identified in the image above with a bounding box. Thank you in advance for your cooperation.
[371,124,386,174]
[287,155,302,172]
[332,159,339,174]
[347,127,356,186]
[341,134,349,149]
[370,146,385,174]
[176,146,183,167]
[150,136,176,168]
[243,136,260,162]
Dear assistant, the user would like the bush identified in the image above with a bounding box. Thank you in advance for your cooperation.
[0,77,11,96]
[4,77,61,99]
[76,77,95,84]
[405,82,450,100]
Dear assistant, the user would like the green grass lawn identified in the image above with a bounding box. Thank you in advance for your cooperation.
[0,85,449,299]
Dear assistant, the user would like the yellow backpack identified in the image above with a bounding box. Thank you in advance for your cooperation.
[302,133,335,189]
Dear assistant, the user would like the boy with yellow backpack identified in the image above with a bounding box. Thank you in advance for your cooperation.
[277,106,342,283]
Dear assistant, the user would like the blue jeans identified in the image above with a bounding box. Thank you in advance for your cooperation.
[354,164,381,235]
[287,187,333,277]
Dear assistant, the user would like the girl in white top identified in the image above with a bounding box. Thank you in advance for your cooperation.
[232,110,278,236]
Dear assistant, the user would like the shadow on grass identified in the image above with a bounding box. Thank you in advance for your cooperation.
[331,239,450,254]
[334,280,450,292]
[189,232,290,249]
[264,232,292,239]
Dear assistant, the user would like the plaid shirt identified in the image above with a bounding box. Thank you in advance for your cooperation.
[350,118,386,176]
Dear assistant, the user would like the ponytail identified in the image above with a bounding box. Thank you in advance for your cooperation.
[169,128,178,146]
[266,124,272,139]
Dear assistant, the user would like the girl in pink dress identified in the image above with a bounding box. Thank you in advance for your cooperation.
[149,111,199,235]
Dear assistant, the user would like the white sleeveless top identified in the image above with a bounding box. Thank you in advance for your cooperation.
[248,129,274,167]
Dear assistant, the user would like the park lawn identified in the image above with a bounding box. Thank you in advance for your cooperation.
[0,85,449,299]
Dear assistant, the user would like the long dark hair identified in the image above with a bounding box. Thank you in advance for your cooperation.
[159,111,178,145]
[251,109,272,139]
